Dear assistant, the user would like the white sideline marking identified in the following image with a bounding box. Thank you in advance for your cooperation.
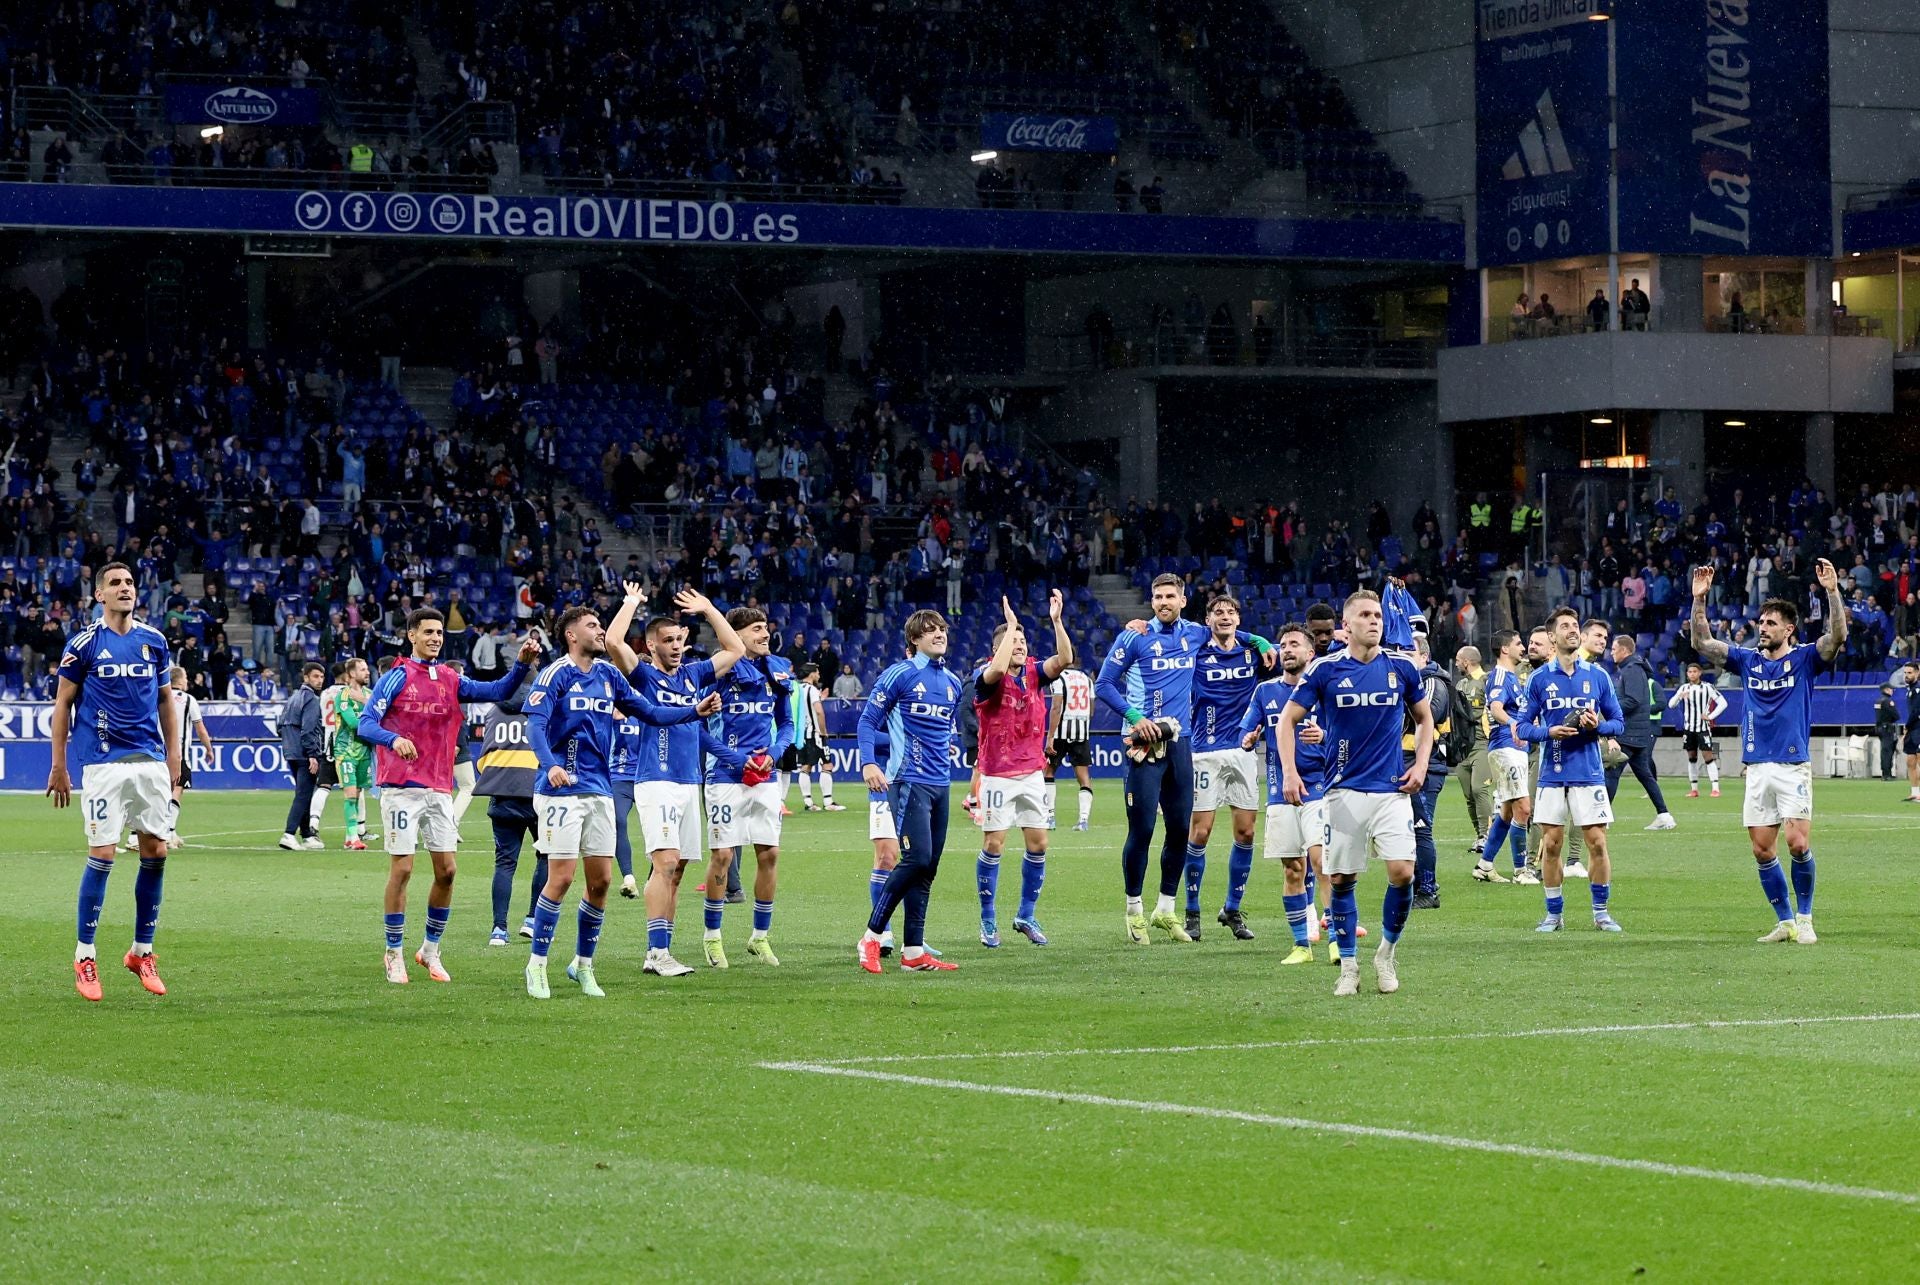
[795,1011,1920,1066]
[758,1061,1920,1206]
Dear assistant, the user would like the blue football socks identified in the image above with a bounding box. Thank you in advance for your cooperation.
[78,856,113,946]
[1756,858,1792,921]
[133,857,164,947]
[1017,852,1045,921]
[1224,842,1253,913]
[576,900,605,959]
[1381,882,1412,944]
[1183,843,1207,915]
[1283,892,1310,946]
[531,895,561,959]
[976,850,1000,920]
[1789,850,1815,916]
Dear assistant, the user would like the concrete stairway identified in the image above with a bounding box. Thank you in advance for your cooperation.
[1091,572,1148,628]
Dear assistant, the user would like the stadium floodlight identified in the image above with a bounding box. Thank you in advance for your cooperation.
[1589,416,1613,425]
[970,150,998,164]
[1724,419,1747,427]
[200,126,224,140]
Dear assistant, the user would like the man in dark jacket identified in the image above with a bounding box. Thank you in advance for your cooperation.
[278,662,326,849]
[474,673,545,945]
[1873,683,1899,781]
[1408,635,1453,908]
[1605,636,1676,830]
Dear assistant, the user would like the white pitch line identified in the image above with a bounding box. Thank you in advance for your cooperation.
[795,1010,1920,1067]
[758,1061,1920,1207]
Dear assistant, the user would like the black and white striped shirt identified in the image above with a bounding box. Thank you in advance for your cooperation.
[1049,669,1094,742]
[1668,682,1727,734]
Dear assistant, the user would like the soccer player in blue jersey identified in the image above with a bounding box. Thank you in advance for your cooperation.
[1240,624,1325,966]
[858,609,966,973]
[1097,574,1273,944]
[522,605,707,999]
[700,606,796,967]
[1184,594,1270,941]
[1476,629,1534,883]
[1279,590,1433,996]
[47,562,180,1001]
[1514,606,1626,933]
[1690,558,1846,944]
[605,582,741,977]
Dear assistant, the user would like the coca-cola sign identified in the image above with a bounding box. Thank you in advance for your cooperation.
[982,112,1119,154]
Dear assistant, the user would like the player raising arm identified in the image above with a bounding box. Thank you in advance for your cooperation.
[699,606,797,967]
[1691,559,1845,944]
[972,591,1072,948]
[522,605,706,999]
[604,583,739,977]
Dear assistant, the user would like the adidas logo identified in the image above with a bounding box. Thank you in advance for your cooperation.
[1337,677,1354,689]
[1501,90,1574,181]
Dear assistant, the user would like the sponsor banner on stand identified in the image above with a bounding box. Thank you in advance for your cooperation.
[1614,0,1831,257]
[1474,0,1612,266]
[0,183,1465,263]
[164,84,323,127]
[981,113,1120,154]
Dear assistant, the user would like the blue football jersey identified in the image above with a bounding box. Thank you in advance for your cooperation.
[628,658,718,785]
[1287,650,1426,794]
[1485,666,1527,753]
[1097,618,1265,737]
[704,655,796,785]
[1191,637,1264,753]
[859,654,963,786]
[1725,642,1826,764]
[1242,676,1325,804]
[1382,581,1425,651]
[1095,616,1206,733]
[59,620,171,776]
[526,658,678,797]
[611,711,643,784]
[1516,660,1624,787]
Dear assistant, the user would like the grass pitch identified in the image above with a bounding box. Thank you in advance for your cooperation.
[3,779,1919,1280]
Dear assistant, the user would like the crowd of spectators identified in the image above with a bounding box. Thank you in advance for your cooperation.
[438,0,863,197]
[0,283,1118,698]
[1150,0,1421,211]
[3,0,1438,224]
[8,0,419,102]
[8,325,1920,698]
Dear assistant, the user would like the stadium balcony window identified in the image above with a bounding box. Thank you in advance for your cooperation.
[1832,253,1919,350]
[1484,256,1651,343]
[1703,261,1807,335]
